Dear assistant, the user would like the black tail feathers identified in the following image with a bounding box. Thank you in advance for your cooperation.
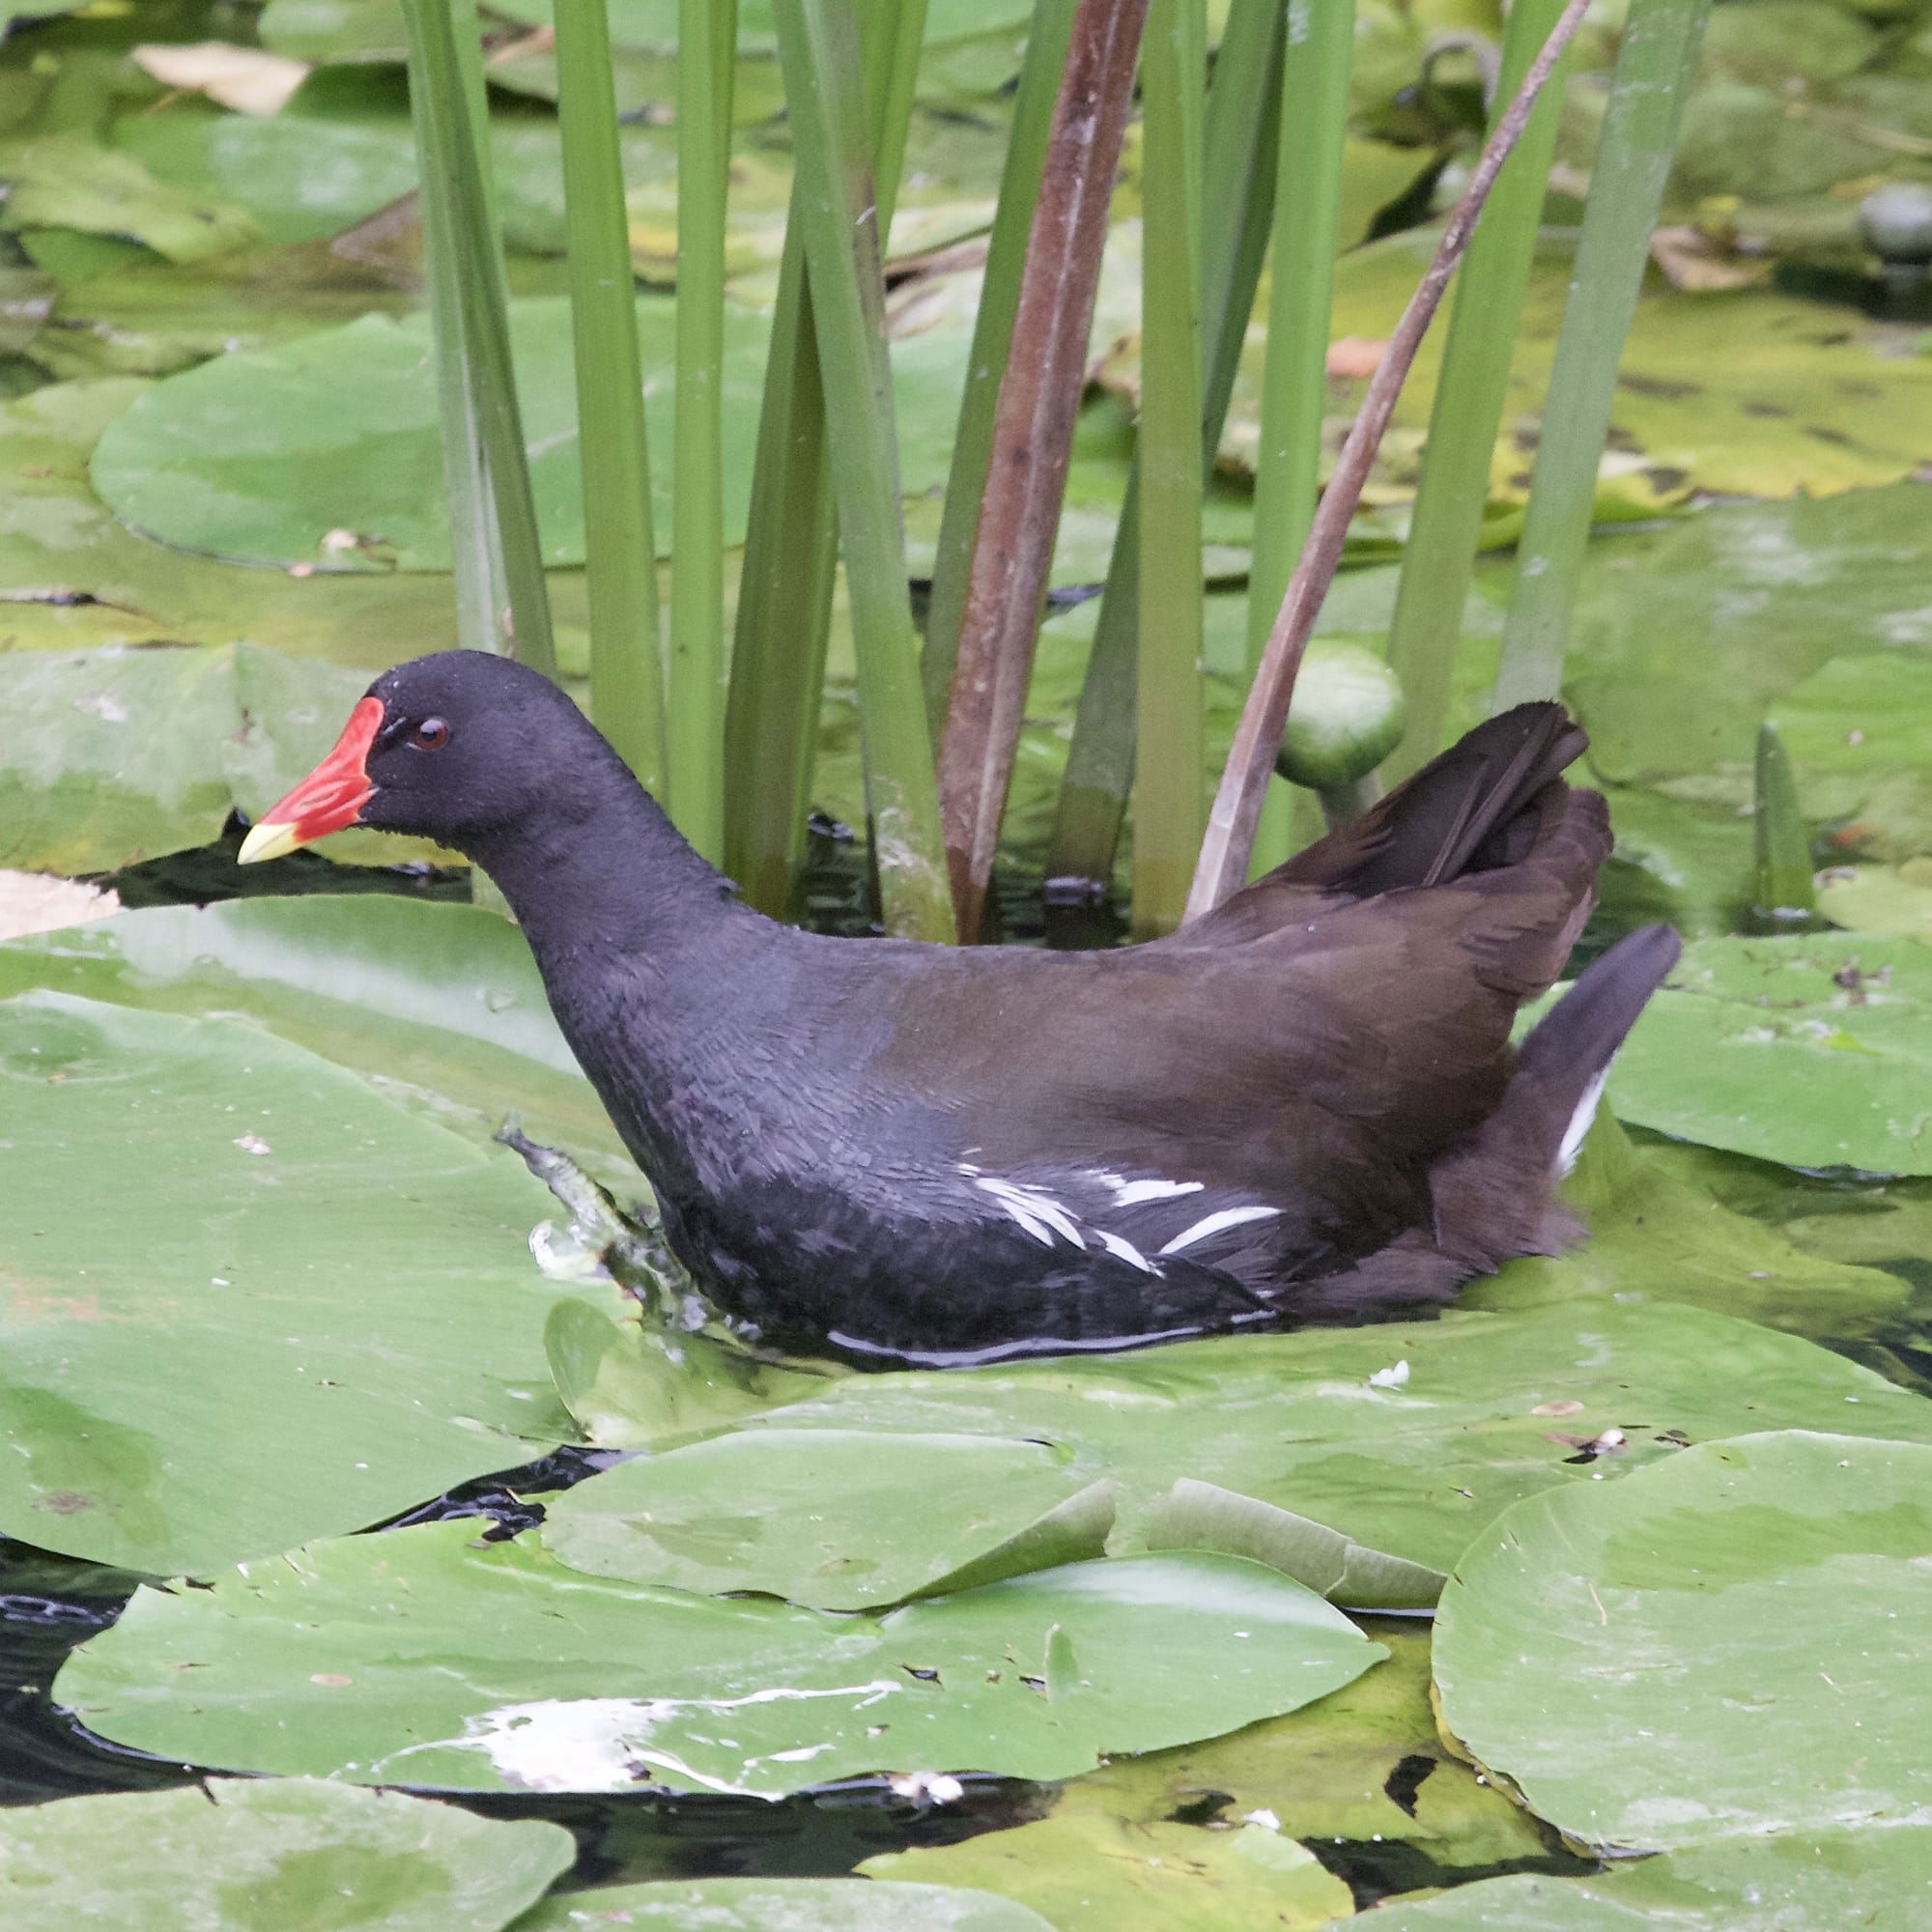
[1429,923,1682,1269]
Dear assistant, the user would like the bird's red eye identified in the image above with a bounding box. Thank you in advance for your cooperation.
[411,718,450,751]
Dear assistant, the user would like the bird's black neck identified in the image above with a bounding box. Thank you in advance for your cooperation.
[459,750,759,972]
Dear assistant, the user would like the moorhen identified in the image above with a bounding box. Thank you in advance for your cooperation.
[241,652,1678,1366]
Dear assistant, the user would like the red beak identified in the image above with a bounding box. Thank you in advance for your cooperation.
[237,696,384,864]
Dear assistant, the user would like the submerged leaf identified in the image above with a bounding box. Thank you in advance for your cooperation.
[861,1815,1352,1932]
[511,1878,1058,1932]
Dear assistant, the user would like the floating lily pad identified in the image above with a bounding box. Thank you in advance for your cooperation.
[861,1816,1352,1932]
[706,1300,1932,1584]
[1607,933,1932,1174]
[1466,1113,1915,1341]
[542,1428,1114,1609]
[1435,1432,1932,1854]
[511,1878,1057,1932]
[0,379,486,661]
[57,1529,1385,1796]
[0,1778,573,1932]
[0,895,624,1168]
[1360,1828,1932,1929]
[88,291,970,571]
[0,133,261,265]
[0,993,566,1573]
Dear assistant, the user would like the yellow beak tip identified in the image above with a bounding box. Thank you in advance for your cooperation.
[237,821,302,867]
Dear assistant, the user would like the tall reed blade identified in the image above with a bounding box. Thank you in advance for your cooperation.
[1491,0,1712,711]
[930,0,1142,940]
[1187,0,1593,920]
[724,0,923,920]
[1044,0,1283,914]
[400,0,555,676]
[1132,0,1207,938]
[1380,0,1570,783]
[554,0,666,787]
[772,0,953,941]
[722,218,838,917]
[1243,0,1355,874]
[668,0,737,855]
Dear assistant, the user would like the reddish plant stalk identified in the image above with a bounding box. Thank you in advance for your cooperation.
[933,0,1151,940]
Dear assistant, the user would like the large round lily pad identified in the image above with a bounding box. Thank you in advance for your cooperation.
[88,293,971,572]
[0,992,567,1574]
[0,1778,573,1932]
[56,1528,1385,1797]
[1607,933,1932,1175]
[1435,1432,1932,1854]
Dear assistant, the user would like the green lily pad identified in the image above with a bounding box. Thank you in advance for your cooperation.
[88,291,970,571]
[0,993,567,1573]
[57,1528,1385,1796]
[510,1878,1057,1932]
[0,1778,574,1932]
[0,378,489,662]
[542,1427,1115,1609]
[1063,1622,1552,1869]
[0,643,450,872]
[860,1816,1352,1932]
[711,1300,1932,1584]
[1360,1829,1932,1929]
[0,895,628,1169]
[1607,934,1932,1174]
[1435,1432,1932,1854]
[1817,861,1932,942]
[0,133,261,265]
[1772,652,1932,864]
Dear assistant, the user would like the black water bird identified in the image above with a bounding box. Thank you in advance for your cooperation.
[242,651,1678,1366]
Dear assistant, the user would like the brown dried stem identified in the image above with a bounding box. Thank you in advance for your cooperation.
[933,0,1149,940]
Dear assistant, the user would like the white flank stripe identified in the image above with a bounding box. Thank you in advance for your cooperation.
[974,1176,1085,1248]
[1110,1177,1206,1208]
[1556,1067,1611,1177]
[1095,1228,1158,1274]
[1158,1204,1281,1256]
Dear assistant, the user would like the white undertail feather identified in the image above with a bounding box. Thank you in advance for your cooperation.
[1556,1066,1611,1177]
